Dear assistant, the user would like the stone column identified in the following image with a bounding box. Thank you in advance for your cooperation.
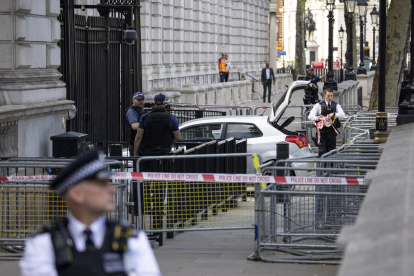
[260,2,269,68]
[269,0,278,71]
[163,0,174,74]
[174,0,185,72]
[231,0,243,79]
[201,0,210,72]
[222,0,231,56]
[0,0,73,157]
[193,0,202,71]
[184,0,194,72]
[151,0,163,75]
[210,0,219,83]
[252,2,260,73]
[140,0,151,91]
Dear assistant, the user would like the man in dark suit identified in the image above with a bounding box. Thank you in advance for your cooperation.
[261,62,276,103]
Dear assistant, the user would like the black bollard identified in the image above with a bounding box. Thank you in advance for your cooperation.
[276,142,290,176]
[276,142,290,204]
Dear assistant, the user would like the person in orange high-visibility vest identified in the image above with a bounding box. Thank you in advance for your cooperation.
[218,53,228,82]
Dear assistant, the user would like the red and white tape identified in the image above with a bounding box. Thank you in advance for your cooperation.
[0,173,365,185]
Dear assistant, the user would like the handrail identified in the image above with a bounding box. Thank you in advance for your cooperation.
[245,73,260,82]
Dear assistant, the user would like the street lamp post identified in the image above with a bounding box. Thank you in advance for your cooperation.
[374,0,389,142]
[357,0,368,75]
[339,25,345,82]
[345,0,357,81]
[323,0,338,91]
[396,0,414,126]
[370,5,379,71]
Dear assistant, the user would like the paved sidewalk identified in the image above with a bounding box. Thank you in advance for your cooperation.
[154,229,338,276]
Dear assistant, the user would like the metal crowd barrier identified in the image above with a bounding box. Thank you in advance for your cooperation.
[249,182,367,264]
[248,139,380,264]
[342,111,397,144]
[0,158,127,259]
[133,153,260,246]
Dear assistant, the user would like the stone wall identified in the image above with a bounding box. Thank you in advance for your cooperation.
[140,0,270,95]
[356,71,375,107]
[337,123,414,276]
[0,0,73,157]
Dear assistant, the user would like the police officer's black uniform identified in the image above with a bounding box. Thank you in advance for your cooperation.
[48,219,132,276]
[303,75,320,104]
[142,107,174,156]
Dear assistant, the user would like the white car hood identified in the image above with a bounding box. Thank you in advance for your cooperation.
[269,80,310,123]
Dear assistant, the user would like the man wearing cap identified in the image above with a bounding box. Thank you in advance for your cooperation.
[19,149,161,276]
[134,93,180,157]
[125,92,147,156]
[303,68,327,105]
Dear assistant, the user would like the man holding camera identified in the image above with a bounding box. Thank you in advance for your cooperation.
[308,88,345,157]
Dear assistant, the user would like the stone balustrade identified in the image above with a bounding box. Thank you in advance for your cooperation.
[149,80,252,106]
[356,71,375,107]
[337,80,360,106]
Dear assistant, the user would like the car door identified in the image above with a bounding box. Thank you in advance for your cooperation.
[224,123,264,173]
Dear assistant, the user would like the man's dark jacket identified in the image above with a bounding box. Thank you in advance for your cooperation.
[261,67,276,83]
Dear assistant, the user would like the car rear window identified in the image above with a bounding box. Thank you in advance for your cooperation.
[181,124,224,140]
[225,123,262,139]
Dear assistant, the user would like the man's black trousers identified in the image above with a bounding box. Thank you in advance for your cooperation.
[318,132,337,157]
[263,79,272,102]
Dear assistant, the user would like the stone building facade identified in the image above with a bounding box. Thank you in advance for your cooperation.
[140,0,270,95]
[0,0,272,157]
[0,0,72,157]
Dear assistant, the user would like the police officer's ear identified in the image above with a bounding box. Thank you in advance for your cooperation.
[65,184,86,205]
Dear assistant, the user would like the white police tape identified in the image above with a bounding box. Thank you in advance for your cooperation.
[0,173,365,185]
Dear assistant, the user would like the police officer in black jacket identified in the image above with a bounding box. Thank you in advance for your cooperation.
[134,93,180,157]
[308,88,346,157]
[125,92,147,156]
[303,67,327,104]
[19,149,161,276]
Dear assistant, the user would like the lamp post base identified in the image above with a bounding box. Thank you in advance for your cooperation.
[357,66,367,75]
[370,63,377,71]
[345,71,357,81]
[373,131,389,143]
[323,79,338,91]
[373,111,389,143]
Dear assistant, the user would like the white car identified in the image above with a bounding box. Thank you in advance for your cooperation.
[179,80,316,175]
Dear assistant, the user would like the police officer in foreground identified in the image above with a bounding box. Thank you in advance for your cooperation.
[134,93,180,157]
[19,149,161,276]
[308,88,345,157]
[125,92,147,156]
[303,67,327,105]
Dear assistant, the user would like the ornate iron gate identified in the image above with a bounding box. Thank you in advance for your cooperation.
[59,0,141,150]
